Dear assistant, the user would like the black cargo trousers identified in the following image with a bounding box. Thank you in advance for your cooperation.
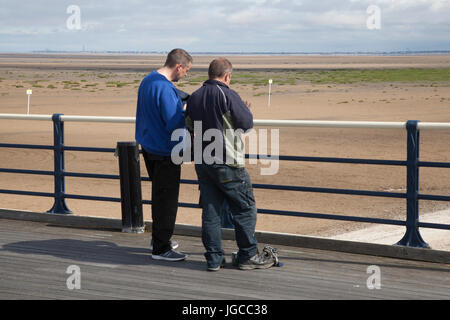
[142,148,181,255]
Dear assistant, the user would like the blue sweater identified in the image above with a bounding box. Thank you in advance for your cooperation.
[135,71,185,156]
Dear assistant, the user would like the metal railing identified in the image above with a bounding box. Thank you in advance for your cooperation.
[1,113,449,248]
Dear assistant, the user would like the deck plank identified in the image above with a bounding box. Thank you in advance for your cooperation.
[0,218,449,300]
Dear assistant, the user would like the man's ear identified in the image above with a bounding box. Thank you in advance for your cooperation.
[225,72,231,83]
[174,63,182,72]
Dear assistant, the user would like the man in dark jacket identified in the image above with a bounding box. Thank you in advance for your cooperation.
[186,58,274,271]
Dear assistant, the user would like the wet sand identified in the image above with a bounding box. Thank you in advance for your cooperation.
[0,53,449,247]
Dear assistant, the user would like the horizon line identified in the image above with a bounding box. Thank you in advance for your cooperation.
[1,49,450,56]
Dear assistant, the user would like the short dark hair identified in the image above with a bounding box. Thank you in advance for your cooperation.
[208,58,232,79]
[164,48,193,68]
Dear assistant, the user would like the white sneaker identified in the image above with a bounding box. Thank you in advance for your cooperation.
[152,249,187,261]
[149,240,179,252]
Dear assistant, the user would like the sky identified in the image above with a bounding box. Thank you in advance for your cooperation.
[0,0,449,53]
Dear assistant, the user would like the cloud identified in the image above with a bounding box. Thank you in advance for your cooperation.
[0,0,448,52]
[303,10,366,28]
[227,7,277,24]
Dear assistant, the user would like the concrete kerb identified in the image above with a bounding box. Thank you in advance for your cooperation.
[1,208,449,264]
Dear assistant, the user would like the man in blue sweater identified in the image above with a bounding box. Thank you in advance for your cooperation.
[186,58,275,271]
[135,49,192,261]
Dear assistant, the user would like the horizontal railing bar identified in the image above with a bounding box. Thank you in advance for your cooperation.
[3,189,446,229]
[1,114,450,130]
[0,189,54,198]
[63,190,405,226]
[0,168,54,176]
[64,175,197,183]
[0,144,409,166]
[248,154,407,166]
[254,119,407,129]
[43,191,450,230]
[418,122,450,130]
[64,146,116,153]
[257,208,406,226]
[64,194,121,202]
[62,195,200,208]
[3,146,441,169]
[61,115,136,123]
[64,174,406,199]
[0,143,53,150]
[68,194,408,226]
[64,172,119,180]
[142,200,202,209]
[4,188,447,230]
[252,184,406,198]
[146,200,406,226]
[179,179,199,185]
[419,161,450,168]
[418,222,450,230]
[418,194,450,202]
[0,114,53,121]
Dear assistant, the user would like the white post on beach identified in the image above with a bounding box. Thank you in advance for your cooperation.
[268,79,273,107]
[26,89,32,115]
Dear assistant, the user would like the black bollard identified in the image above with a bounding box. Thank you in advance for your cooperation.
[117,141,144,233]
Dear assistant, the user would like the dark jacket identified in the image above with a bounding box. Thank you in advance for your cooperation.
[186,79,253,167]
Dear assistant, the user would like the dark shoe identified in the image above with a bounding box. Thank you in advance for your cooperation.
[238,252,274,270]
[207,257,227,272]
[152,249,187,261]
[149,240,179,252]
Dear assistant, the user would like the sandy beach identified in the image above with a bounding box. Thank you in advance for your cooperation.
[0,53,449,249]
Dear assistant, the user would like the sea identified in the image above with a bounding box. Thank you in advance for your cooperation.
[29,50,450,56]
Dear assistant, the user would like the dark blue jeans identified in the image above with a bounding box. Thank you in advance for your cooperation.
[220,200,234,229]
[195,164,258,268]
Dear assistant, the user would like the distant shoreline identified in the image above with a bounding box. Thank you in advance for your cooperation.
[1,53,449,73]
[1,50,450,57]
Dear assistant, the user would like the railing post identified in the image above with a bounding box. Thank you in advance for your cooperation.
[47,113,72,214]
[117,141,144,233]
[396,120,429,248]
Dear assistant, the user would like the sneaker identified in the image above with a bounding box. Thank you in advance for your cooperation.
[207,257,227,272]
[238,252,274,270]
[152,249,187,261]
[149,240,179,252]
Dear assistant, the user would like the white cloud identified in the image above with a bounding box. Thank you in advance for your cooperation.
[430,0,450,11]
[304,10,366,28]
[227,7,281,24]
[0,0,448,52]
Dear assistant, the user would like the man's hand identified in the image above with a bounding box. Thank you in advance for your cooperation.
[244,100,252,109]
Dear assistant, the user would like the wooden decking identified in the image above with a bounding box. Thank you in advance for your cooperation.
[0,218,449,300]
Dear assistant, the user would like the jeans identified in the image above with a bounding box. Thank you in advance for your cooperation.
[195,163,258,268]
[143,149,181,255]
[220,201,234,229]
[199,195,234,228]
